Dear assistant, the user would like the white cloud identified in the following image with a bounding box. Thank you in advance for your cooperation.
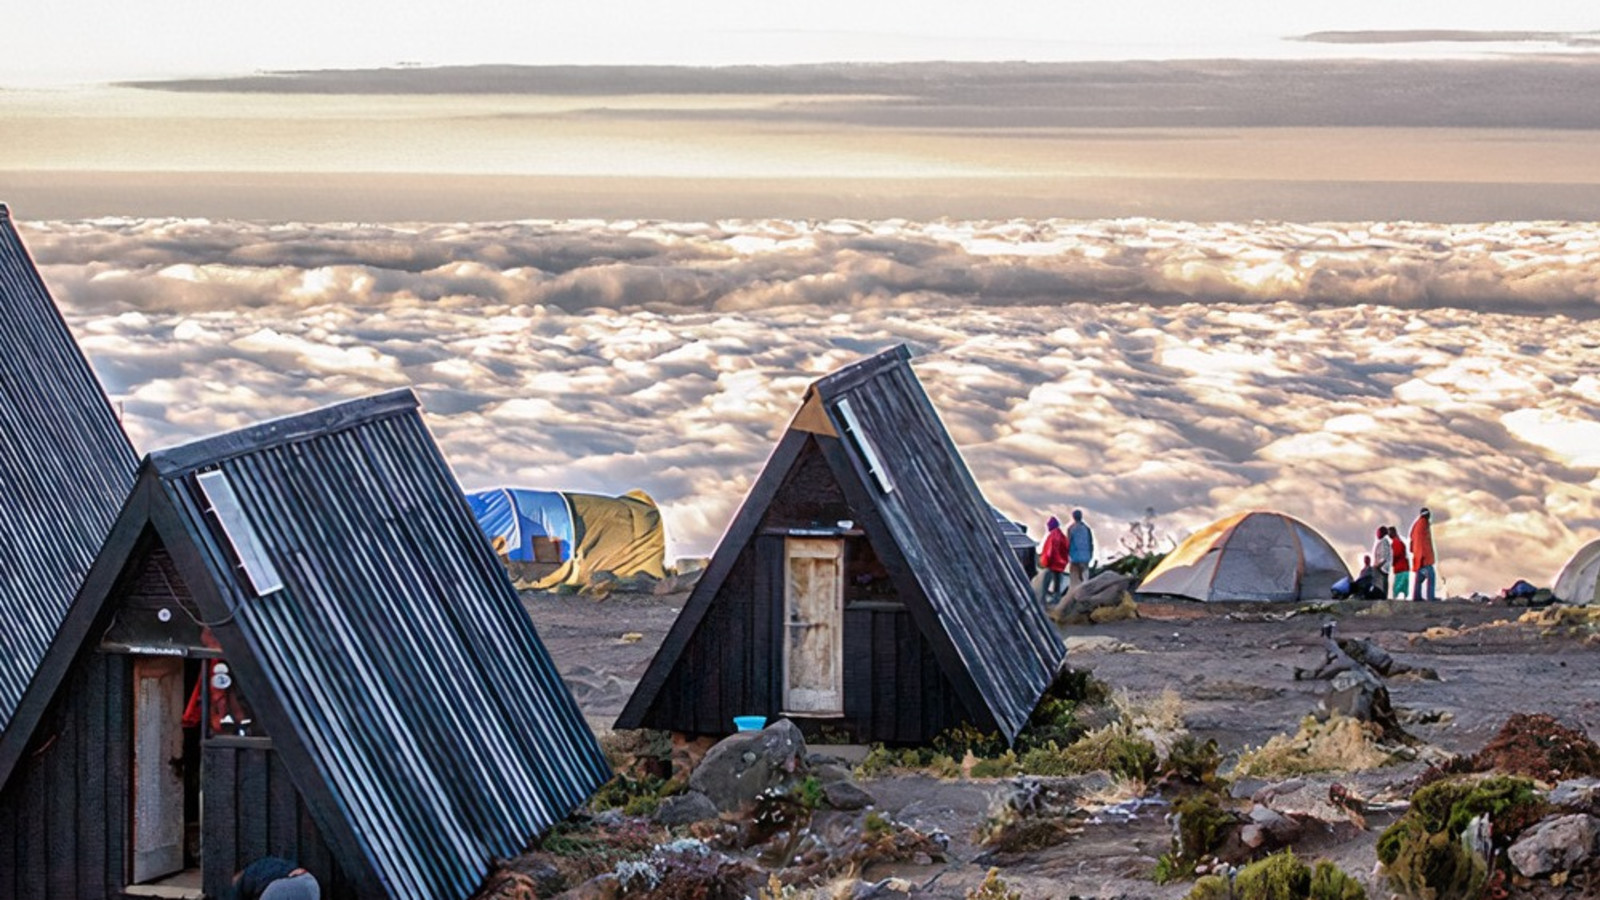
[27,215,1600,594]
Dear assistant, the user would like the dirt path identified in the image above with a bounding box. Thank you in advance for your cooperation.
[524,592,1600,898]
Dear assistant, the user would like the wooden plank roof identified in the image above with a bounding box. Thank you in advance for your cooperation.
[0,389,608,900]
[0,203,137,732]
[620,345,1064,741]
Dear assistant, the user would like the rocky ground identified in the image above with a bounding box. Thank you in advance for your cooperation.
[520,590,1600,899]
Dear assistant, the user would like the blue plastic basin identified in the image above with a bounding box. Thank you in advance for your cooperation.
[733,715,767,732]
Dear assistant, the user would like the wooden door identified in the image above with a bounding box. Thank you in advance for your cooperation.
[131,657,186,883]
[784,538,844,714]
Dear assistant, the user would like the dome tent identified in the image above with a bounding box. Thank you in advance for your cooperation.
[466,487,667,589]
[1553,539,1600,606]
[1136,510,1349,602]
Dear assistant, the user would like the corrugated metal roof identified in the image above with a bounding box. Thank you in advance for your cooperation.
[0,204,137,732]
[812,345,1065,740]
[146,390,609,900]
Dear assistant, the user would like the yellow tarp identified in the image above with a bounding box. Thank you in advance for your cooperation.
[532,489,667,589]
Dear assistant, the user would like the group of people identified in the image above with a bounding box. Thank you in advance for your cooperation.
[1038,509,1094,607]
[1358,506,1439,601]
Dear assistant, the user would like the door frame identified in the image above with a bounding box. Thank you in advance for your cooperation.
[781,536,845,716]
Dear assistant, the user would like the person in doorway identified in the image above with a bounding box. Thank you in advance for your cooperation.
[230,857,319,900]
[1066,509,1095,590]
[1388,526,1410,600]
[1410,507,1438,601]
[1039,516,1070,609]
[1370,525,1392,599]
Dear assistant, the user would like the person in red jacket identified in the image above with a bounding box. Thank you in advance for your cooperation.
[1388,526,1410,600]
[1038,516,1070,609]
[1409,507,1437,601]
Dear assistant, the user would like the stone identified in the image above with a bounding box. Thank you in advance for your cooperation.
[1051,572,1135,623]
[1508,813,1600,878]
[822,780,875,810]
[1548,778,1600,809]
[654,790,720,826]
[689,718,808,812]
[812,762,855,784]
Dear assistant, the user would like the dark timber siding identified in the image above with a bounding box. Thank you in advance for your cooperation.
[0,651,128,900]
[202,745,353,900]
[635,437,974,744]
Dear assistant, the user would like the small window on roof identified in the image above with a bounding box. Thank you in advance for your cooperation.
[196,469,284,597]
[834,397,894,494]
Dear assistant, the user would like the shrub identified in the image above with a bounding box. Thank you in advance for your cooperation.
[966,868,1022,900]
[1181,852,1366,900]
[1376,775,1545,900]
[1060,722,1159,782]
[1164,735,1223,786]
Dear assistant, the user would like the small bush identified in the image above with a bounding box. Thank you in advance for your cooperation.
[966,868,1023,900]
[1181,852,1366,900]
[1376,775,1544,900]
[1164,735,1223,786]
[1172,794,1238,863]
[1234,715,1396,778]
[1060,722,1159,782]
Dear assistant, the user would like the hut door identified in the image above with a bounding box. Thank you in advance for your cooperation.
[131,657,187,883]
[783,538,844,714]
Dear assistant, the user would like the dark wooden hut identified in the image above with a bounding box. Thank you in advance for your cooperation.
[616,345,1065,745]
[0,203,138,735]
[0,390,610,900]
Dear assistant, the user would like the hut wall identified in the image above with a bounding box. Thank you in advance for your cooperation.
[202,744,354,899]
[0,652,129,900]
[639,437,970,743]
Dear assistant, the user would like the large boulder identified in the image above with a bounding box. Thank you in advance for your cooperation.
[688,719,808,813]
[1051,572,1135,624]
[1508,813,1600,878]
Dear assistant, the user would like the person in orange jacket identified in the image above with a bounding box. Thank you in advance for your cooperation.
[1409,507,1437,601]
[1038,516,1070,608]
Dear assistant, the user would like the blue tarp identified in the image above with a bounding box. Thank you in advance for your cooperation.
[465,488,575,562]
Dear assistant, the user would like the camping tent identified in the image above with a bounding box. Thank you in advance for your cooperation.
[466,488,667,588]
[1136,510,1349,602]
[1553,539,1600,606]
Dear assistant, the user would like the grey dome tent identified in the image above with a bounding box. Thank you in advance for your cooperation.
[1136,510,1349,602]
[1553,539,1600,606]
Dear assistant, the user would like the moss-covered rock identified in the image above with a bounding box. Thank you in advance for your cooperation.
[1181,851,1366,900]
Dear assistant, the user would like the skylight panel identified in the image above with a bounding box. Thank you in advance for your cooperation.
[196,469,284,597]
[835,397,894,494]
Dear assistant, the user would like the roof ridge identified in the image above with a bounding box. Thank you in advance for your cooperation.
[149,388,420,476]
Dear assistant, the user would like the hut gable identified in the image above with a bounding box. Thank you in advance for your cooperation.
[618,345,1064,744]
[0,389,609,900]
[0,203,138,732]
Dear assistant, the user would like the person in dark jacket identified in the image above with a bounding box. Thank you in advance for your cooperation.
[1039,516,1070,608]
[230,857,320,900]
[1066,509,1095,590]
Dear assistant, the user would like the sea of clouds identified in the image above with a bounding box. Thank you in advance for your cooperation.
[23,216,1600,595]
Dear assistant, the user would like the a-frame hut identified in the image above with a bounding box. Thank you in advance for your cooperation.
[0,203,138,734]
[0,390,610,900]
[617,345,1065,745]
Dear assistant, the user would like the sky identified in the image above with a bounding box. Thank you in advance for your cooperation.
[2,1,1597,84]
[5,1,1600,595]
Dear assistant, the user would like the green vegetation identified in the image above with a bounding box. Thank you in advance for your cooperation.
[1375,775,1545,900]
[588,773,685,817]
[966,867,1023,900]
[1184,851,1366,900]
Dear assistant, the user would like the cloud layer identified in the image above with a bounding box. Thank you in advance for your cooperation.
[25,216,1600,595]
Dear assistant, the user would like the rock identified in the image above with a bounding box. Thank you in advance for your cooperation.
[1508,813,1600,878]
[852,877,914,900]
[1230,777,1270,800]
[1548,778,1600,809]
[1244,804,1303,847]
[655,790,719,826]
[812,762,855,784]
[823,781,875,810]
[689,719,808,812]
[1051,572,1135,624]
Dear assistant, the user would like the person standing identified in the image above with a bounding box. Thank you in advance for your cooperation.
[1409,508,1437,601]
[1388,526,1410,600]
[1066,509,1095,590]
[1039,516,1070,608]
[1370,525,1392,598]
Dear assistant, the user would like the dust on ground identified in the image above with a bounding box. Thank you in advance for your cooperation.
[525,591,1600,898]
